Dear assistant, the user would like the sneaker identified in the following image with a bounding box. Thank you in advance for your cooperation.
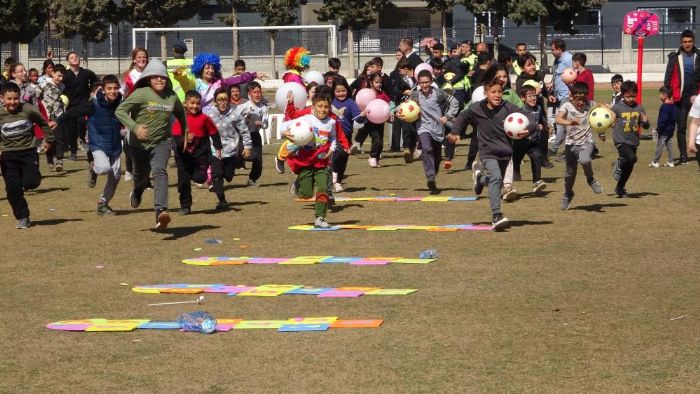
[368,157,379,168]
[649,161,659,168]
[124,171,133,182]
[612,160,621,181]
[215,201,229,211]
[208,184,214,192]
[403,149,412,163]
[501,186,519,202]
[15,217,31,229]
[193,182,206,189]
[443,160,452,170]
[129,190,141,209]
[333,182,344,193]
[274,157,285,174]
[413,148,423,160]
[589,179,603,194]
[155,209,171,230]
[532,180,546,193]
[54,159,64,172]
[513,172,522,182]
[96,201,116,216]
[87,167,97,188]
[427,180,438,195]
[491,213,509,230]
[560,194,573,210]
[679,159,689,165]
[68,154,78,161]
[472,162,484,195]
[289,181,299,197]
[247,179,258,187]
[615,186,628,198]
[179,207,191,216]
[542,160,554,169]
[350,143,361,155]
[146,180,154,190]
[664,161,675,168]
[314,216,331,229]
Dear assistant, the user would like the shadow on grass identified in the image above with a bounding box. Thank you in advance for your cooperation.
[541,177,559,183]
[571,203,628,212]
[32,218,83,226]
[343,186,367,193]
[624,191,659,199]
[473,220,553,228]
[114,208,157,216]
[258,182,290,188]
[27,187,71,195]
[150,224,220,240]
[329,203,364,212]
[520,190,554,199]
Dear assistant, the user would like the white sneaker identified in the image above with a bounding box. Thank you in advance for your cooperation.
[333,182,344,193]
[124,171,133,182]
[412,148,423,160]
[532,180,546,193]
[664,161,675,168]
[314,216,331,229]
[368,157,379,168]
[649,161,659,168]
[501,186,519,202]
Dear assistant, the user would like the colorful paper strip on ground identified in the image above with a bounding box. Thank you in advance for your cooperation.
[47,318,383,332]
[131,284,416,297]
[296,196,477,202]
[287,224,494,232]
[182,256,436,266]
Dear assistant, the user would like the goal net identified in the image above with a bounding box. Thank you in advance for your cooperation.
[132,25,337,77]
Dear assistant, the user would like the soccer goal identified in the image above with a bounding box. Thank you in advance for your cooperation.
[132,25,337,77]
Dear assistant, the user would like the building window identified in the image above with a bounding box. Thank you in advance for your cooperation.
[379,8,431,29]
[638,7,695,33]
[474,11,505,38]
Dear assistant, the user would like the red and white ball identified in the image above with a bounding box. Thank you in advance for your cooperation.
[503,113,530,140]
[288,119,314,145]
[561,68,577,84]
[397,100,421,122]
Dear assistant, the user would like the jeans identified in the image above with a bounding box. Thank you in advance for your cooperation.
[480,158,509,215]
[91,149,121,204]
[418,133,442,182]
[130,139,171,211]
[653,134,674,163]
[675,96,692,161]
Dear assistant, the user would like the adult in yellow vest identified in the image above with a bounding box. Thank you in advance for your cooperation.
[165,39,192,102]
[512,42,540,76]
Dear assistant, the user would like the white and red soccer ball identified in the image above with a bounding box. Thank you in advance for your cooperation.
[288,119,314,145]
[561,68,577,84]
[504,113,530,140]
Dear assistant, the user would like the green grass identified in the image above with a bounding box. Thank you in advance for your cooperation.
[1,87,699,392]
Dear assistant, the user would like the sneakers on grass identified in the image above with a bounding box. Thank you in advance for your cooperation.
[472,162,484,196]
[589,179,603,194]
[491,213,509,230]
[96,201,116,216]
[532,180,546,193]
[314,216,331,229]
[156,209,171,230]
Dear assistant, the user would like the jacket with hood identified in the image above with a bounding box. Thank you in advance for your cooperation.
[664,47,700,102]
[115,59,187,150]
[59,90,123,157]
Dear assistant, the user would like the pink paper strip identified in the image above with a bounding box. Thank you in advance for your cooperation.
[317,290,364,298]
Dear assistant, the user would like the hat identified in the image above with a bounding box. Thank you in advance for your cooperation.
[173,39,188,54]
[134,59,171,90]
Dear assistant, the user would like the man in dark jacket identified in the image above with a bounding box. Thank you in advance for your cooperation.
[62,51,97,160]
[664,29,700,164]
[399,38,423,69]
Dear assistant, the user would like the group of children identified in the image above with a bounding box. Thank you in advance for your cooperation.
[0,37,691,230]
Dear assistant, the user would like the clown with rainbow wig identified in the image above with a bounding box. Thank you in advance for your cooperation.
[282,47,311,86]
[174,52,263,112]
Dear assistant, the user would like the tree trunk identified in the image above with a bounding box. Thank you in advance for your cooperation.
[231,6,239,60]
[441,11,447,50]
[270,33,277,79]
[539,16,548,71]
[82,37,88,66]
[160,33,168,61]
[347,27,355,77]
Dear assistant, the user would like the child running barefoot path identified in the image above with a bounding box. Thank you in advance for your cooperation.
[115,59,187,230]
[0,83,54,228]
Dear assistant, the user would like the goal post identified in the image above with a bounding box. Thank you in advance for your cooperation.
[132,25,337,78]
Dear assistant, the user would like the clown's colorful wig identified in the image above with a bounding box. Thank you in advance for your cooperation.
[284,47,311,71]
[192,52,222,80]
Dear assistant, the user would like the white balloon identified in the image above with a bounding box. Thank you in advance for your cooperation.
[275,82,308,110]
[303,70,325,86]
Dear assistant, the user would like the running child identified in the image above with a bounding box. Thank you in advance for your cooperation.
[0,83,54,228]
[361,72,391,168]
[514,84,547,193]
[555,82,605,210]
[172,90,222,214]
[611,80,649,197]
[207,87,252,208]
[331,77,363,192]
[650,86,678,168]
[242,81,268,186]
[36,64,67,171]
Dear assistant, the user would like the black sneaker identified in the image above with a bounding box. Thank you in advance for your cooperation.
[427,180,438,195]
[146,180,154,190]
[274,157,285,174]
[156,209,171,230]
[215,200,229,210]
[129,190,142,209]
[491,213,509,230]
[68,154,78,161]
[472,162,484,195]
[87,166,98,188]
[179,207,191,216]
[615,186,628,198]
[465,161,473,170]
[542,160,554,169]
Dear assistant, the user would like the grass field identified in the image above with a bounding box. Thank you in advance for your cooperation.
[2,87,699,392]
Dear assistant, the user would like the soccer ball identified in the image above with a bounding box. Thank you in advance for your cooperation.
[397,100,421,122]
[503,113,530,140]
[288,119,314,146]
[589,107,614,132]
[561,68,577,84]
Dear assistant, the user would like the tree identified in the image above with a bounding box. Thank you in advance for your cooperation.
[458,0,606,68]
[425,0,455,49]
[121,0,209,59]
[255,0,300,78]
[315,0,394,77]
[52,0,120,63]
[0,0,48,44]
[217,0,248,60]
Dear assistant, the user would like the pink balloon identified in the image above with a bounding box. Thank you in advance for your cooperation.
[365,99,390,124]
[355,88,376,110]
[414,63,434,78]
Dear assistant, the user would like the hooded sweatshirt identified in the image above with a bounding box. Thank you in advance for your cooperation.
[115,59,187,150]
[207,104,252,158]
